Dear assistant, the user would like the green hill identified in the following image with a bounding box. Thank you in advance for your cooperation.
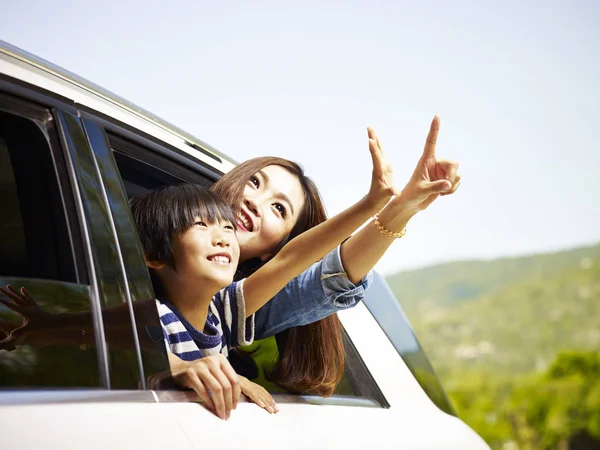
[386,242,600,377]
[386,242,600,316]
[385,243,600,448]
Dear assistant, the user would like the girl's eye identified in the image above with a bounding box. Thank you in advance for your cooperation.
[224,224,235,231]
[250,175,260,188]
[274,203,287,218]
[195,221,208,227]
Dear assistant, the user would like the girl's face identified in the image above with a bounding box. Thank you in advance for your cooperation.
[235,165,305,262]
[169,218,239,290]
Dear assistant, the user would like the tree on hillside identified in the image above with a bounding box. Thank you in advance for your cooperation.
[510,351,600,450]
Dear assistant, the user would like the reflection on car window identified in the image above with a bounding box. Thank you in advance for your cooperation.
[0,278,101,388]
[0,108,101,388]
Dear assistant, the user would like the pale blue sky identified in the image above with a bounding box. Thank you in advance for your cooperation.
[2,1,599,274]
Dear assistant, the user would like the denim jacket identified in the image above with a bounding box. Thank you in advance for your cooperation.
[253,245,373,339]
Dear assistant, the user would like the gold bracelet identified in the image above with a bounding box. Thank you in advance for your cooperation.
[373,214,407,239]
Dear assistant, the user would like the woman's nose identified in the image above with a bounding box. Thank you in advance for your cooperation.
[244,197,260,217]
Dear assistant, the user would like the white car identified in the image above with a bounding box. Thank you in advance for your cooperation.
[0,40,489,450]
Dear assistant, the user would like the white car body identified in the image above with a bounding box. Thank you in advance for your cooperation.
[0,41,489,450]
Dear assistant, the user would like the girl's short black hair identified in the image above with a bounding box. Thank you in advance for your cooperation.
[130,183,236,269]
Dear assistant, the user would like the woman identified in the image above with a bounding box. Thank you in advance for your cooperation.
[211,117,461,396]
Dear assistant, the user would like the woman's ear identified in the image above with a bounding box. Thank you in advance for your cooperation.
[146,259,166,270]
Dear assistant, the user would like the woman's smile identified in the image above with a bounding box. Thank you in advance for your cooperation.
[237,207,254,232]
[236,165,305,262]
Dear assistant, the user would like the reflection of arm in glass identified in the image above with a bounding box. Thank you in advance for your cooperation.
[0,285,162,352]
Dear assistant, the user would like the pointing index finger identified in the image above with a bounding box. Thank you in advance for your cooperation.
[367,126,385,169]
[422,115,440,159]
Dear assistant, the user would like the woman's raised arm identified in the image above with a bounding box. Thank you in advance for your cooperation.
[340,115,461,283]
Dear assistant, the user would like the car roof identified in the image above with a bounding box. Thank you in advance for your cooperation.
[0,40,236,173]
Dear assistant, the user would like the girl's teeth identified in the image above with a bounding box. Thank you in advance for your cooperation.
[210,256,229,263]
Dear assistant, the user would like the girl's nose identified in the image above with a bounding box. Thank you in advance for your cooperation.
[213,234,230,247]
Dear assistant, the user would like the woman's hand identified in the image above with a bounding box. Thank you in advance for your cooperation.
[0,285,58,350]
[239,375,279,414]
[364,127,400,211]
[339,115,461,283]
[387,115,461,219]
[364,116,460,215]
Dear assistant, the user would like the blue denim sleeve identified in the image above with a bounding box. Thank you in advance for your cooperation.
[253,245,373,339]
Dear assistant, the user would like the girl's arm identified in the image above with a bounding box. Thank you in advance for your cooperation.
[340,115,461,283]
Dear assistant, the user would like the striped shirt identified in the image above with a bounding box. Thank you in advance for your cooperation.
[156,279,255,361]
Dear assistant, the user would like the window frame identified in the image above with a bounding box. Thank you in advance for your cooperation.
[0,91,85,284]
[77,103,225,181]
[56,109,160,390]
[102,125,389,408]
[81,115,172,387]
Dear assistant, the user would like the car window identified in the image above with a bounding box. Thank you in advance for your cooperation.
[108,132,387,406]
[0,99,101,388]
[0,112,75,283]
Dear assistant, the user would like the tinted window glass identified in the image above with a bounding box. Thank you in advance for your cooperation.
[0,278,100,388]
[0,106,100,388]
[0,111,74,282]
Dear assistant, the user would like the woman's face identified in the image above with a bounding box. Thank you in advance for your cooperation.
[235,165,305,262]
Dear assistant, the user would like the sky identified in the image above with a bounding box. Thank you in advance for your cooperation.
[2,1,599,275]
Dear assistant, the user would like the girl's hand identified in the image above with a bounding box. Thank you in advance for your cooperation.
[168,353,241,420]
[393,115,461,216]
[0,285,57,349]
[364,127,400,211]
[239,375,279,414]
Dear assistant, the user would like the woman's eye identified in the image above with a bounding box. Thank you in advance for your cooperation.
[195,221,208,227]
[274,203,287,218]
[224,224,235,231]
[250,175,260,188]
